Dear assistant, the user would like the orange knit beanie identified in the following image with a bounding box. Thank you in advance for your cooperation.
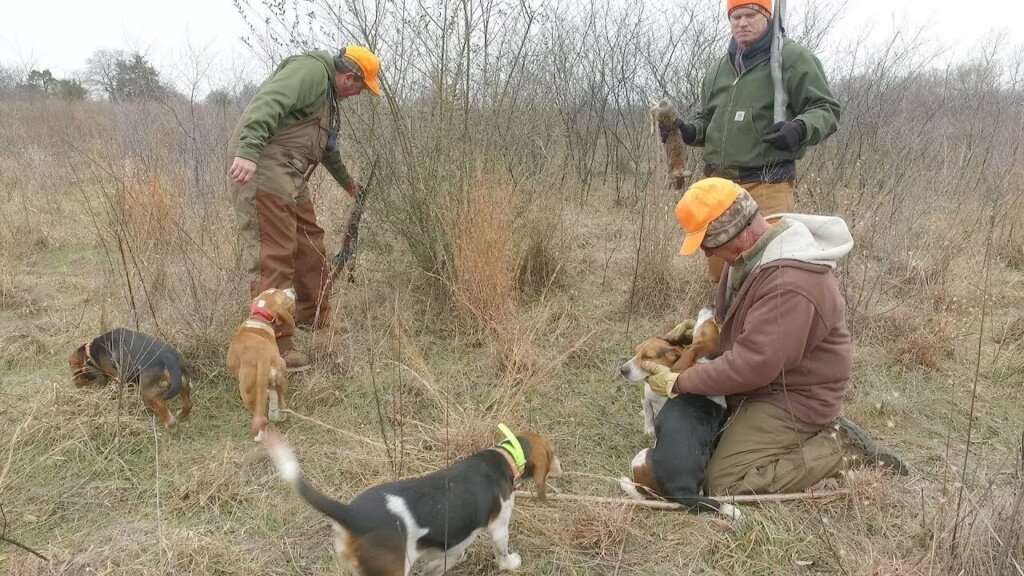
[727,0,772,17]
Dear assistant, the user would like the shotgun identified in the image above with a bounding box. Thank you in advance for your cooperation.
[331,157,379,284]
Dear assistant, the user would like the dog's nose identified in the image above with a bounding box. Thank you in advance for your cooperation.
[619,365,629,376]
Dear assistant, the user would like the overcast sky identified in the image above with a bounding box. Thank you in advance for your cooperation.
[2,0,1020,91]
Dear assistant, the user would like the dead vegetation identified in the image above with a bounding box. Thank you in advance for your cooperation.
[0,2,1023,574]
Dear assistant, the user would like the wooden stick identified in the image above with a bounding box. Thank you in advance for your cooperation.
[514,488,851,510]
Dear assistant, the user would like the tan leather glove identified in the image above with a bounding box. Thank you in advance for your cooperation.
[639,360,679,398]
[662,318,696,343]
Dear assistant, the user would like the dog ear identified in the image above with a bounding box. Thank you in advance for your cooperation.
[275,309,296,333]
[70,348,88,385]
[669,346,699,372]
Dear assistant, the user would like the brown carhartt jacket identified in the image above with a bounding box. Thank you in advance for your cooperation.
[677,215,854,425]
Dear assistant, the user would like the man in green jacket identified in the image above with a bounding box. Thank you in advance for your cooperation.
[228,45,381,371]
[642,178,909,495]
[661,0,840,282]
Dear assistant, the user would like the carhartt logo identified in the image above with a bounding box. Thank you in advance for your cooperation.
[734,111,745,121]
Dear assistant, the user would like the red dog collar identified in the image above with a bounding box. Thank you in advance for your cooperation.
[249,303,276,323]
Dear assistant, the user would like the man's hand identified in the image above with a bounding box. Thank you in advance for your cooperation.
[663,318,696,343]
[761,120,807,152]
[659,119,697,145]
[344,183,359,198]
[639,361,679,398]
[229,157,257,185]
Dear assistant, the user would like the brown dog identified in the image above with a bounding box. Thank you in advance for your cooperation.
[70,328,193,432]
[226,288,296,441]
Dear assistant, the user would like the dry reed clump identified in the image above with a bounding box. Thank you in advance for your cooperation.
[120,167,182,254]
[884,250,953,295]
[450,180,517,333]
[414,403,527,461]
[936,486,1024,575]
[3,219,53,261]
[516,198,570,297]
[0,270,45,314]
[995,221,1024,271]
[992,315,1024,345]
[562,503,637,557]
[857,307,957,370]
[625,194,699,316]
[894,316,957,370]
[0,326,49,370]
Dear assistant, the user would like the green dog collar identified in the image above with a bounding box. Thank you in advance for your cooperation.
[497,423,527,470]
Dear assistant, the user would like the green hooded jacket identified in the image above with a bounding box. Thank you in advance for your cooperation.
[691,37,840,180]
[235,50,353,189]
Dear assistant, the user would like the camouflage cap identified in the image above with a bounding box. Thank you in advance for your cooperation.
[702,187,758,249]
[675,178,760,255]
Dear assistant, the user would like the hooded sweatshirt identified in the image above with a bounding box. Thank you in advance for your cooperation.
[676,214,854,425]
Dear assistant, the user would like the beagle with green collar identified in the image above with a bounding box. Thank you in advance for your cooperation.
[263,424,562,575]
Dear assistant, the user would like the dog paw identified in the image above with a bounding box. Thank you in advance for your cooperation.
[268,410,287,423]
[254,429,266,443]
[719,502,743,521]
[498,552,522,571]
[643,424,655,435]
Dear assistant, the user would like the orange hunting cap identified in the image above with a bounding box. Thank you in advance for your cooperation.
[341,45,382,96]
[674,178,759,256]
[727,0,772,17]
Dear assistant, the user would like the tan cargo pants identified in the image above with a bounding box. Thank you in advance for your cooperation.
[706,401,847,496]
[231,103,335,355]
[706,180,796,282]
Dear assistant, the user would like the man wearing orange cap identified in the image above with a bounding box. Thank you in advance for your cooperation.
[641,178,909,495]
[228,45,381,371]
[660,0,840,282]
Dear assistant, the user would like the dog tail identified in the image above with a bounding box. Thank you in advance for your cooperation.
[163,363,184,400]
[263,428,357,528]
[669,495,742,520]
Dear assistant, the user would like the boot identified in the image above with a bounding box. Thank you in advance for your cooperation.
[835,417,912,476]
[281,348,312,373]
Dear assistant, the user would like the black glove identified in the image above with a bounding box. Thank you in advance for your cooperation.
[761,120,807,152]
[659,119,697,145]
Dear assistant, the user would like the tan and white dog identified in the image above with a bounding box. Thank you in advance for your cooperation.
[226,287,296,441]
[264,426,562,575]
[617,306,739,519]
[620,307,720,434]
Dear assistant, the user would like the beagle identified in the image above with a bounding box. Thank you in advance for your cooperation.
[619,308,719,434]
[226,287,296,441]
[70,328,193,432]
[618,307,740,519]
[263,425,562,576]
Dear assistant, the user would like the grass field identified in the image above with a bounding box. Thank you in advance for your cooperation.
[0,62,1022,576]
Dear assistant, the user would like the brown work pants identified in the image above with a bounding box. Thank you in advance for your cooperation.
[233,185,334,354]
[706,401,847,496]
[706,180,796,282]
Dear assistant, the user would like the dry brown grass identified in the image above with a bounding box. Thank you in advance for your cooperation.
[450,178,518,333]
[2,55,1024,575]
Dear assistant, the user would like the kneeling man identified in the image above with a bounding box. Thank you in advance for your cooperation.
[643,178,909,495]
